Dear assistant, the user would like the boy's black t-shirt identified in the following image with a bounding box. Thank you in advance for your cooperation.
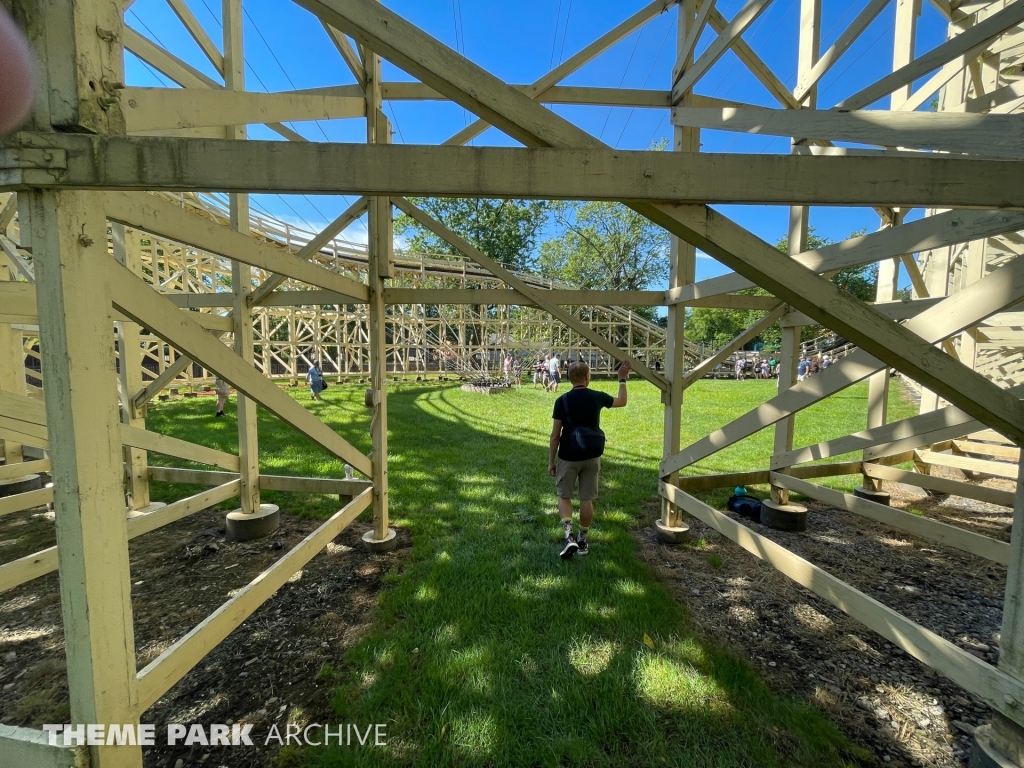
[552,386,615,461]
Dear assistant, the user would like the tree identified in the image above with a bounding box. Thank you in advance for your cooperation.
[394,198,549,273]
[686,228,876,350]
[538,201,669,291]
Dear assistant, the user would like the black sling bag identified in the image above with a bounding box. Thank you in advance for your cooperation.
[560,391,606,459]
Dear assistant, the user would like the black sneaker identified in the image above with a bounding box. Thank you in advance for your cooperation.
[577,536,589,556]
[559,534,579,560]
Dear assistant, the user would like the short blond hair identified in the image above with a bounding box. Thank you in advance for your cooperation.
[568,361,590,385]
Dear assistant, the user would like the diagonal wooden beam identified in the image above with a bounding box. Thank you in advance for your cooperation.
[165,0,224,76]
[667,208,1024,303]
[132,335,224,412]
[660,255,1024,477]
[679,305,786,391]
[106,259,373,477]
[307,0,1024,444]
[676,0,717,71]
[0,192,17,231]
[706,6,799,109]
[444,0,679,147]
[249,196,369,307]
[321,20,366,87]
[673,0,775,103]
[392,196,668,390]
[836,1,1024,110]
[104,192,370,302]
[794,0,890,103]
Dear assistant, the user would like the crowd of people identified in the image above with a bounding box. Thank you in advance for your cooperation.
[731,352,833,381]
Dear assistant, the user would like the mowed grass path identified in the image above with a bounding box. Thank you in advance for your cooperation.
[147,379,914,767]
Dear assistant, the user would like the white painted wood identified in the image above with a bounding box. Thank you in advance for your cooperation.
[28,189,141,766]
[660,483,1024,727]
[669,107,1024,159]
[771,472,1010,563]
[104,192,370,302]
[0,458,50,482]
[0,725,85,768]
[10,134,1024,209]
[0,481,240,594]
[105,259,373,477]
[0,487,54,518]
[120,424,240,471]
[837,1,1024,109]
[662,253,1024,476]
[794,0,891,102]
[123,88,365,132]
[137,487,372,710]
[917,449,1019,479]
[673,0,775,102]
[321,21,366,86]
[864,463,1015,507]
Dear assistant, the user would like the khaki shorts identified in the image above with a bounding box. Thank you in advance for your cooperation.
[555,457,601,500]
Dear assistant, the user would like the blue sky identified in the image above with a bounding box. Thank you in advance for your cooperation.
[123,0,951,286]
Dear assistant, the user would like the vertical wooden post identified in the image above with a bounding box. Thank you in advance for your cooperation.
[29,190,141,768]
[918,243,950,415]
[0,248,25,465]
[659,0,699,540]
[225,0,260,516]
[112,224,150,510]
[977,462,1024,763]
[364,6,397,551]
[772,0,819,505]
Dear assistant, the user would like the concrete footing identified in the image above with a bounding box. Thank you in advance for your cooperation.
[853,485,891,505]
[0,474,43,497]
[760,500,808,532]
[654,517,690,545]
[225,504,281,542]
[362,528,398,552]
[972,715,1024,768]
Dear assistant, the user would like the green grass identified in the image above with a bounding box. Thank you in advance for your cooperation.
[146,378,913,767]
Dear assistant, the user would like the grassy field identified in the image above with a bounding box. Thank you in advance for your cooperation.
[146,378,915,768]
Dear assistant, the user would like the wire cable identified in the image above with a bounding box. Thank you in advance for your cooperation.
[598,27,645,141]
[557,0,575,66]
[614,19,673,148]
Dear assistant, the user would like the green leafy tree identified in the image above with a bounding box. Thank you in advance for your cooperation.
[686,227,876,350]
[394,198,549,273]
[538,201,669,291]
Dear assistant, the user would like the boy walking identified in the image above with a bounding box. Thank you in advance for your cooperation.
[548,360,630,558]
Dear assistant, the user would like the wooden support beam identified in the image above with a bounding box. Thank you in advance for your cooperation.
[164,0,224,76]
[680,305,787,391]
[676,462,863,492]
[0,481,240,594]
[669,107,1024,159]
[0,726,84,768]
[772,396,986,469]
[673,0,775,103]
[321,21,366,87]
[137,487,372,711]
[443,0,680,146]
[0,458,49,482]
[393,196,669,390]
[771,472,1010,564]
[0,487,53,518]
[836,1,1024,110]
[916,449,1019,480]
[864,463,1015,507]
[120,424,240,472]
[104,192,370,302]
[706,6,800,108]
[794,0,890,102]
[123,88,365,133]
[28,190,140,765]
[131,330,228,412]
[661,254,1024,476]
[660,483,1024,728]
[7,133,1024,210]
[953,440,1021,462]
[249,196,368,307]
[381,287,669,307]
[105,259,373,477]
[668,208,1024,304]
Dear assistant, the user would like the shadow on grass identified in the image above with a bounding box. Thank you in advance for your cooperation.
[276,385,868,768]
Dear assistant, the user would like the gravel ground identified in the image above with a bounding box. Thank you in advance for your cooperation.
[635,472,1015,768]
